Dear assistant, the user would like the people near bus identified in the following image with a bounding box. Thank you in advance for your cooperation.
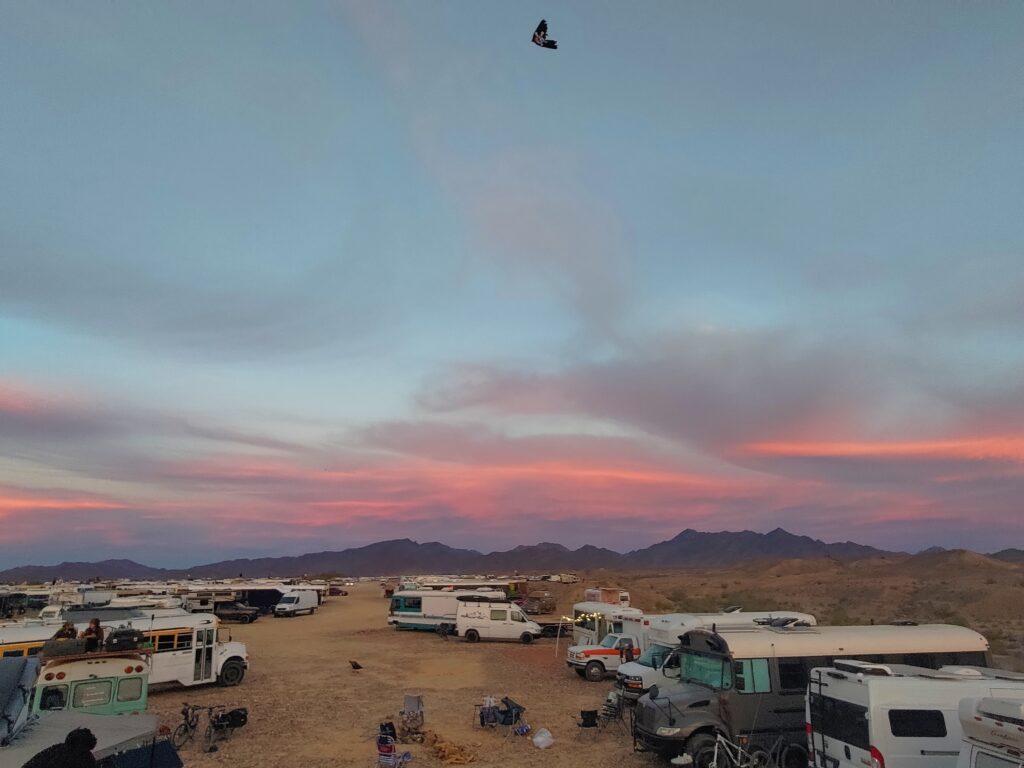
[50,622,77,640]
[79,618,104,652]
[21,726,98,768]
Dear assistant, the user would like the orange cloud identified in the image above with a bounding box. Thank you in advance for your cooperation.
[740,437,1024,462]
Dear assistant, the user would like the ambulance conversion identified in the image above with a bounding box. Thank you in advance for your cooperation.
[614,610,817,695]
[957,697,1024,768]
[807,660,1024,768]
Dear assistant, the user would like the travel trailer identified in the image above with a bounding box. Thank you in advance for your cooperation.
[455,596,543,643]
[956,697,1024,768]
[807,660,1024,768]
[388,589,506,631]
[570,601,644,646]
[632,623,991,765]
[0,609,248,688]
[273,589,318,617]
[613,610,817,695]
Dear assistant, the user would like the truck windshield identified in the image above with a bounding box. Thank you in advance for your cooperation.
[635,643,672,669]
[599,634,619,649]
[680,649,733,690]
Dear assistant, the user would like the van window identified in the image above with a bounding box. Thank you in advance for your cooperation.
[976,754,1021,768]
[735,659,771,694]
[116,677,143,703]
[512,611,526,623]
[778,659,807,691]
[403,597,422,611]
[636,643,672,670]
[810,694,869,749]
[490,609,507,621]
[73,680,112,708]
[888,709,947,738]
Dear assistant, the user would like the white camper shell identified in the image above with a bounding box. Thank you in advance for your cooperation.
[613,610,817,695]
[807,661,1024,768]
[456,597,543,644]
[273,589,318,617]
[957,697,1024,768]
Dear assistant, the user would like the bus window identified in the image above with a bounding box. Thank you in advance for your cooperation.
[177,633,193,650]
[778,659,807,691]
[73,680,112,708]
[27,646,41,656]
[3,649,24,657]
[156,635,175,652]
[40,685,68,710]
[116,677,143,703]
[734,659,771,693]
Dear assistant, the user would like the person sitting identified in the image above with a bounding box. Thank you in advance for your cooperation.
[21,726,97,768]
[50,622,77,640]
[79,619,103,652]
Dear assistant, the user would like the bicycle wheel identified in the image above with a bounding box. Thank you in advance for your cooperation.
[171,723,191,749]
[747,747,777,768]
[203,724,216,753]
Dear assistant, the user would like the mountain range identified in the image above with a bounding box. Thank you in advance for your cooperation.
[0,527,1019,582]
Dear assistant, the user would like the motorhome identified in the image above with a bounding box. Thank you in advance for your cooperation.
[455,596,543,643]
[583,587,631,607]
[32,652,151,716]
[957,697,1024,768]
[632,623,991,766]
[273,589,318,617]
[807,661,1024,768]
[570,601,644,646]
[0,609,248,688]
[613,610,817,695]
[388,589,506,631]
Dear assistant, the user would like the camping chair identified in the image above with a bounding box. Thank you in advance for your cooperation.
[598,690,627,734]
[575,709,600,741]
[399,694,424,743]
[497,696,527,738]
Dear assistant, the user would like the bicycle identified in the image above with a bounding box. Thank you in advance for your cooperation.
[676,732,807,768]
[171,703,204,749]
[202,703,249,753]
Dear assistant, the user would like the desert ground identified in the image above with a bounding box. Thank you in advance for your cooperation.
[147,553,1024,768]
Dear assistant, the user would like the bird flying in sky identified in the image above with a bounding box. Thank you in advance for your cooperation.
[532,19,557,50]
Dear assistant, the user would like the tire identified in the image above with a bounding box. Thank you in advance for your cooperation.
[584,661,605,682]
[748,747,776,768]
[574,667,586,677]
[238,615,251,624]
[520,632,533,644]
[171,723,191,749]
[464,629,480,643]
[203,724,215,753]
[686,733,720,768]
[218,659,245,687]
[780,743,807,768]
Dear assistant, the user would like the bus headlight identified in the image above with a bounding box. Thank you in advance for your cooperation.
[656,727,681,736]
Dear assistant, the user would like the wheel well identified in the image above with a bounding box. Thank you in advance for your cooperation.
[221,655,245,670]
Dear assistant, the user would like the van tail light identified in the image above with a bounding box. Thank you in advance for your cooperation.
[870,746,885,768]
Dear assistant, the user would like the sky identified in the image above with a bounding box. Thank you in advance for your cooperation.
[1,2,1023,568]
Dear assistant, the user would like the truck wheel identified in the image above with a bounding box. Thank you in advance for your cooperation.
[574,668,586,677]
[584,661,605,682]
[218,659,245,687]
[780,743,808,768]
[464,629,480,643]
[520,632,533,644]
[686,733,718,768]
[238,615,251,624]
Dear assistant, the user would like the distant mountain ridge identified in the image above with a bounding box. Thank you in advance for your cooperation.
[0,527,921,581]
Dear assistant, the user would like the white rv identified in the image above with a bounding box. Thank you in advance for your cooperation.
[957,697,1024,768]
[273,589,318,617]
[456,597,543,644]
[613,610,817,694]
[807,661,1024,768]
[570,601,644,647]
[387,589,505,631]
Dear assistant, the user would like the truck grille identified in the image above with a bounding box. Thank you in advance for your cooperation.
[635,703,654,730]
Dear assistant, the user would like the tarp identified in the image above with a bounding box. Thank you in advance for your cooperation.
[0,657,39,745]
[1,711,158,763]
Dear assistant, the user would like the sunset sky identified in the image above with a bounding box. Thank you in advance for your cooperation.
[2,2,1023,567]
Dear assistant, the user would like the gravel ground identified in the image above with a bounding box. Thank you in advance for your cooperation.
[148,584,658,768]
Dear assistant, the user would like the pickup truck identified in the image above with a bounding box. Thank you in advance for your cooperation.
[214,601,260,624]
[521,592,556,615]
[566,632,640,682]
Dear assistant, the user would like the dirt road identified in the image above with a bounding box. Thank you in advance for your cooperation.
[149,584,648,768]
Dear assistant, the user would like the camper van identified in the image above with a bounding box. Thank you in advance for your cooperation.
[388,589,506,631]
[614,611,817,696]
[0,609,248,688]
[570,601,644,647]
[632,623,991,766]
[273,589,318,617]
[957,697,1024,768]
[32,653,151,716]
[456,597,543,643]
[807,661,1024,768]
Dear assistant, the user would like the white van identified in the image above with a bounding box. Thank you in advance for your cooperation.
[957,697,1024,768]
[273,590,318,617]
[807,661,1024,768]
[456,597,543,644]
[614,611,817,695]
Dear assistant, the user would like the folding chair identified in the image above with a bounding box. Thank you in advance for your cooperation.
[598,690,627,734]
[399,694,424,743]
[498,696,527,739]
[575,709,600,741]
